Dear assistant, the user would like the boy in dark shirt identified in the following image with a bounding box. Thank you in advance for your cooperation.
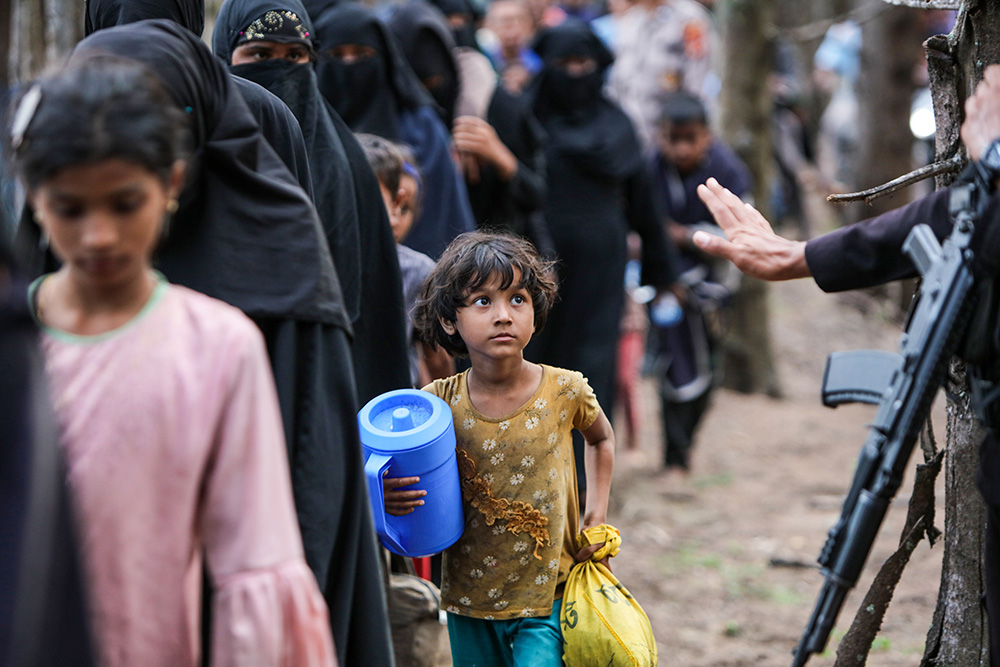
[648,93,752,485]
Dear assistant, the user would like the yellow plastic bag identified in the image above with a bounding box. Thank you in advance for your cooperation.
[561,524,657,666]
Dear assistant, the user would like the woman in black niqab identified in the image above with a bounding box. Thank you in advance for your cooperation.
[309,1,476,259]
[388,1,552,255]
[83,0,314,196]
[214,0,411,409]
[311,1,428,141]
[387,2,460,128]
[525,20,678,497]
[62,20,394,666]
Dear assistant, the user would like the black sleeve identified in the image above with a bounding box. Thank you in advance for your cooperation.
[255,319,395,667]
[625,168,680,288]
[804,188,952,292]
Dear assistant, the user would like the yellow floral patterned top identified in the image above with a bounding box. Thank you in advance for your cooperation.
[424,365,600,620]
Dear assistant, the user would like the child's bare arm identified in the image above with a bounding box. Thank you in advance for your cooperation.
[580,408,615,530]
[382,475,427,516]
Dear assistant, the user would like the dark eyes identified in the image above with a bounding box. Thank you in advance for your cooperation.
[51,197,143,220]
[470,294,527,307]
[114,198,143,214]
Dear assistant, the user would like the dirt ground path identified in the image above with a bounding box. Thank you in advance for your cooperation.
[608,277,947,666]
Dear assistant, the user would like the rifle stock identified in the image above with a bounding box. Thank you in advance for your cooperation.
[791,182,980,666]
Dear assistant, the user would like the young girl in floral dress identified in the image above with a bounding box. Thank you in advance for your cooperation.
[384,231,616,666]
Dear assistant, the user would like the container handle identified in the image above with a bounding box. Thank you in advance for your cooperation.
[364,453,404,553]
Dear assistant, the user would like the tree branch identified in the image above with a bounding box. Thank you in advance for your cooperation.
[881,0,960,9]
[826,155,965,205]
[832,448,944,666]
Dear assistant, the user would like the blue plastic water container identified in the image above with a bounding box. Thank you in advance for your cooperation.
[358,389,464,557]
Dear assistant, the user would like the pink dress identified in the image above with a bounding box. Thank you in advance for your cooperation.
[36,277,337,667]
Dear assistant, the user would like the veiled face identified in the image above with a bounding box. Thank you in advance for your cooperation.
[326,43,378,64]
[553,55,597,77]
[231,40,311,64]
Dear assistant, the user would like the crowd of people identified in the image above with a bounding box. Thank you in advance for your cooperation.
[0,0,787,665]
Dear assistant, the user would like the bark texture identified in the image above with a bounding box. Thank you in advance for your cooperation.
[717,0,781,397]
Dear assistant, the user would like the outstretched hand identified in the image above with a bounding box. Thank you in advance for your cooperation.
[693,178,811,282]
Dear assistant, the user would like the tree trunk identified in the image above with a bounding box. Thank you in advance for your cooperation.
[717,0,781,397]
[917,2,1000,662]
[8,0,83,83]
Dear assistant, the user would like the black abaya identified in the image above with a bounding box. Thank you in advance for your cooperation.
[83,0,316,197]
[310,1,476,259]
[387,2,552,254]
[526,21,677,492]
[215,0,411,404]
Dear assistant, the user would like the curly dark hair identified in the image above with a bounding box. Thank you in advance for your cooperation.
[413,231,558,357]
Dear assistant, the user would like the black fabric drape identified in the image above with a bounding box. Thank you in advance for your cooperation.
[217,0,411,404]
[231,76,315,197]
[387,2,459,127]
[311,2,431,141]
[525,20,676,494]
[0,268,95,667]
[256,318,395,667]
[71,20,347,329]
[310,1,476,259]
[85,0,205,36]
[215,0,362,323]
[82,1,316,205]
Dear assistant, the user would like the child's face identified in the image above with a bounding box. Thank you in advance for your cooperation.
[377,180,404,235]
[29,158,184,292]
[442,269,535,363]
[392,174,419,243]
[657,120,711,177]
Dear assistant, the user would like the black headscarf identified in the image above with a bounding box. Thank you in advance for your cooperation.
[311,1,431,140]
[71,20,348,329]
[388,1,460,127]
[215,0,362,322]
[81,0,315,198]
[529,19,642,180]
[426,0,480,49]
[84,0,204,36]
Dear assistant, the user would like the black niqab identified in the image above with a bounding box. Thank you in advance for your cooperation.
[82,0,315,199]
[311,1,431,140]
[215,0,361,322]
[72,20,347,329]
[85,0,204,36]
[529,19,641,180]
[217,0,412,406]
[388,2,460,127]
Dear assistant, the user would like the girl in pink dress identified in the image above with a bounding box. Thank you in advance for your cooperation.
[11,57,336,666]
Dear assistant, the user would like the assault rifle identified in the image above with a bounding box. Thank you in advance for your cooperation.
[791,178,986,667]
